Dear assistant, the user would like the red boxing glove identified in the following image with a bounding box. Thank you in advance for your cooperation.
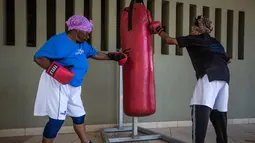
[107,52,128,65]
[46,62,75,85]
[118,53,128,65]
[107,48,130,65]
[149,21,164,35]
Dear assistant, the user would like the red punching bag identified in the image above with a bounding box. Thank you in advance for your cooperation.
[120,0,156,117]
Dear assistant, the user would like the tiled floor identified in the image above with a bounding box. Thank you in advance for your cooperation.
[1,124,255,143]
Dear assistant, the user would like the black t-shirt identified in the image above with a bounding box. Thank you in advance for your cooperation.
[176,34,230,84]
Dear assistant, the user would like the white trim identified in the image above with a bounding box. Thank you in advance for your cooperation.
[249,118,255,124]
[0,129,25,137]
[233,118,249,124]
[0,118,254,137]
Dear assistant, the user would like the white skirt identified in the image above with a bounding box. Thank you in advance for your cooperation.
[34,71,86,120]
[190,74,229,112]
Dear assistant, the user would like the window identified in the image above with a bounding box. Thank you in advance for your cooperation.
[84,0,91,19]
[116,0,121,50]
[101,0,108,51]
[65,0,74,31]
[147,0,154,53]
[161,0,170,55]
[26,0,37,47]
[215,8,222,42]
[226,10,234,58]
[189,4,196,33]
[203,6,209,18]
[238,11,245,60]
[46,0,56,40]
[84,0,91,44]
[176,2,183,55]
[5,0,15,45]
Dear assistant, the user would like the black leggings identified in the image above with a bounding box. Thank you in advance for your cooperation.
[191,105,228,143]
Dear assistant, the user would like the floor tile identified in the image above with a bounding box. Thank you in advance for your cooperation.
[149,128,171,136]
[148,140,168,143]
[75,132,103,143]
[1,124,255,143]
[227,125,255,143]
[0,136,32,143]
[22,136,42,143]
[54,133,78,143]
[170,127,191,142]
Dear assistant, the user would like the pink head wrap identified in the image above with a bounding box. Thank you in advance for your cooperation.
[65,15,93,32]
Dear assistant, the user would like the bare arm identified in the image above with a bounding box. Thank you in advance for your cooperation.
[159,31,178,46]
[34,57,51,69]
[91,48,130,61]
[91,52,110,60]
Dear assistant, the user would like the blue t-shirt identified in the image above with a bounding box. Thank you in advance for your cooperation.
[34,32,98,87]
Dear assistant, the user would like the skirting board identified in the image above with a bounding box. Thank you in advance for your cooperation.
[0,118,255,137]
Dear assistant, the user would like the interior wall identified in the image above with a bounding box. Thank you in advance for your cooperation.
[0,0,254,129]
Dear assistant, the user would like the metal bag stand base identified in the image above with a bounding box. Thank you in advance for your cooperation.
[100,64,186,143]
[100,117,186,143]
